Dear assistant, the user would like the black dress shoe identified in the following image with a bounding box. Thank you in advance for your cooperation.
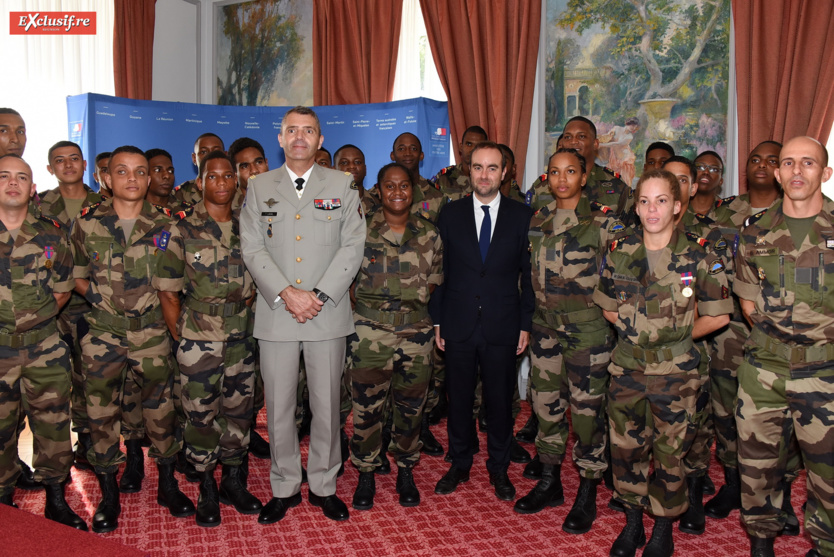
[510,439,531,464]
[523,455,543,480]
[478,414,488,432]
[434,466,470,495]
[249,430,271,460]
[489,471,516,501]
[258,493,302,525]
[309,492,349,521]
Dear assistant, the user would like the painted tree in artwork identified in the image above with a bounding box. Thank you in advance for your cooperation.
[218,0,303,106]
[558,0,728,101]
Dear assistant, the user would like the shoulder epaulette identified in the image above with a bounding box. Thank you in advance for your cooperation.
[604,166,621,179]
[716,195,736,207]
[744,209,768,228]
[539,173,547,182]
[79,201,102,218]
[609,236,627,252]
[172,183,183,192]
[525,189,534,206]
[153,204,173,217]
[174,207,193,221]
[590,201,613,214]
[685,231,710,248]
[38,214,62,229]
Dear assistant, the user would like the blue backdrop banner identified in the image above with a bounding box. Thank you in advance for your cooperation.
[66,94,450,191]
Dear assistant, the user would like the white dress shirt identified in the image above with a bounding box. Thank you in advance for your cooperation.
[286,165,314,199]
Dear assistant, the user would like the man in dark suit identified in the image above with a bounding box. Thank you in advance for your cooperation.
[240,106,366,524]
[431,141,534,501]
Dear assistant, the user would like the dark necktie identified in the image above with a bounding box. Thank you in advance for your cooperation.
[479,205,491,262]
[295,177,305,192]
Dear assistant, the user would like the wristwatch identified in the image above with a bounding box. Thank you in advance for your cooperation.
[313,288,329,302]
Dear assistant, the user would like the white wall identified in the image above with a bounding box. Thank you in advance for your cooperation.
[152,0,201,103]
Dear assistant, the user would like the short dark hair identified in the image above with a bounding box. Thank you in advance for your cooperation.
[462,125,488,140]
[316,147,332,165]
[228,137,265,162]
[470,141,506,170]
[695,150,724,168]
[392,132,422,153]
[549,147,587,174]
[95,151,111,164]
[198,150,234,179]
[498,144,516,168]
[0,108,21,117]
[376,162,412,189]
[646,142,675,158]
[193,133,224,151]
[756,140,782,150]
[110,145,148,162]
[48,140,82,162]
[565,116,597,138]
[144,148,172,162]
[334,144,364,162]
[282,106,321,134]
[662,155,696,182]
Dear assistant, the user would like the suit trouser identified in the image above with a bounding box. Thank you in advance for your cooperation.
[259,337,345,498]
[445,322,516,474]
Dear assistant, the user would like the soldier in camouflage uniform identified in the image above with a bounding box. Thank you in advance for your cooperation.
[0,155,87,530]
[40,141,106,471]
[734,136,834,557]
[71,145,195,533]
[593,169,732,557]
[528,117,633,220]
[350,163,443,510]
[430,125,488,201]
[514,149,624,536]
[173,133,225,206]
[156,152,261,527]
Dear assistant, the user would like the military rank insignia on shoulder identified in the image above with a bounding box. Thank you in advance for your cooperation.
[609,236,627,252]
[525,189,533,206]
[744,209,767,228]
[38,214,62,229]
[591,201,613,214]
[79,201,102,218]
[174,207,192,221]
[716,195,736,207]
[153,204,173,217]
[685,231,709,248]
[539,173,547,182]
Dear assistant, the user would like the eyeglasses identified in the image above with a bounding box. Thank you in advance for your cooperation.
[695,164,723,174]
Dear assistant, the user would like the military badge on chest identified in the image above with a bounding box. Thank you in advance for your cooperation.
[681,272,694,298]
[44,245,54,269]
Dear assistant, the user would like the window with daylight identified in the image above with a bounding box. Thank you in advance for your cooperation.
[392,0,446,103]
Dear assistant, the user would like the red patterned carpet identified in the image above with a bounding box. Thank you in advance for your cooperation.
[11,405,813,557]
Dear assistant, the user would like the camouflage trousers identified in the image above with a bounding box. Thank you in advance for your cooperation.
[177,337,256,471]
[530,321,611,478]
[708,322,745,469]
[683,341,714,477]
[424,341,445,414]
[738,357,834,553]
[82,324,179,472]
[60,309,88,434]
[0,329,73,495]
[349,323,433,471]
[120,364,146,441]
[609,368,699,517]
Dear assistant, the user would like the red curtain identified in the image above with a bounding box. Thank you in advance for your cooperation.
[113,0,156,100]
[313,0,403,105]
[420,0,541,179]
[734,0,834,189]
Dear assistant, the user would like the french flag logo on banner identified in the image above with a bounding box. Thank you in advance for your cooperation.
[434,127,447,136]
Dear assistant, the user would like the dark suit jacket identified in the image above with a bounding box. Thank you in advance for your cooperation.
[430,194,534,346]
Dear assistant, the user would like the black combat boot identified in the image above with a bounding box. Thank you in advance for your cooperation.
[396,467,420,507]
[0,489,16,508]
[643,517,674,557]
[679,475,706,535]
[513,463,564,514]
[610,507,646,557]
[175,449,199,483]
[196,470,221,528]
[156,461,195,517]
[562,477,600,534]
[704,465,741,519]
[523,454,543,480]
[219,463,262,514]
[782,481,800,536]
[750,536,775,557]
[515,413,538,444]
[419,414,443,456]
[119,439,145,493]
[73,431,93,471]
[92,472,120,533]
[16,460,43,490]
[352,471,376,510]
[44,482,87,530]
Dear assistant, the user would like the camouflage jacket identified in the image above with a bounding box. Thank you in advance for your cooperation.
[594,228,732,375]
[431,164,471,202]
[734,197,834,372]
[0,205,73,333]
[360,176,449,224]
[529,196,625,330]
[154,201,254,341]
[503,179,529,206]
[173,178,201,206]
[529,164,633,218]
[70,198,172,335]
[353,210,443,334]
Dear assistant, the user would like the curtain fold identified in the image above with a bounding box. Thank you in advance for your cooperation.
[113,0,155,100]
[419,0,540,179]
[734,0,834,189]
[313,0,403,105]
